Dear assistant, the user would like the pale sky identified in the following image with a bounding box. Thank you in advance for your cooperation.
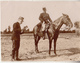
[1,1,80,31]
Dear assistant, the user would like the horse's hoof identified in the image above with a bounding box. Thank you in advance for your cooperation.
[55,53,57,56]
[37,51,39,53]
[35,50,39,53]
[49,52,51,55]
[54,52,57,55]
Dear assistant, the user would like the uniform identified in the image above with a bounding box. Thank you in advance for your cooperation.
[38,12,52,39]
[11,22,23,60]
[39,13,52,23]
[37,12,52,28]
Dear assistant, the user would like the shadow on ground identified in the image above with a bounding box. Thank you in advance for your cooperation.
[17,48,80,61]
[57,48,80,56]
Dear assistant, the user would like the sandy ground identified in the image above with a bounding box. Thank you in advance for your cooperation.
[1,33,80,61]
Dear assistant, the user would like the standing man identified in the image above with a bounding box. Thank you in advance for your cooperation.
[39,7,52,39]
[11,16,24,61]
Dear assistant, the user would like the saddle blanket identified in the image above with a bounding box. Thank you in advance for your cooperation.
[38,32,48,39]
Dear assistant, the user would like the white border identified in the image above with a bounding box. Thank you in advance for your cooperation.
[0,0,80,63]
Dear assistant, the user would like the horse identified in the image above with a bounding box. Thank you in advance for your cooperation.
[33,13,73,55]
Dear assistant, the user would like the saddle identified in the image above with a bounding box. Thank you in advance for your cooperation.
[37,22,50,37]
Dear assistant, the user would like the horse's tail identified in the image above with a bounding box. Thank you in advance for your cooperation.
[33,25,38,36]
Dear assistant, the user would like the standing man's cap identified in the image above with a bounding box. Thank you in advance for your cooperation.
[18,16,24,20]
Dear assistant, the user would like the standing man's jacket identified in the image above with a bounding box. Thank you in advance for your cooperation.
[11,22,22,40]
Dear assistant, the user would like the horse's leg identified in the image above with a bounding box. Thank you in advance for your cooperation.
[34,35,38,53]
[54,34,59,55]
[36,36,40,53]
[54,38,57,55]
[49,38,52,55]
[35,36,40,53]
[54,30,59,55]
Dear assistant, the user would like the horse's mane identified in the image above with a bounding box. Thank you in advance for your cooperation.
[34,16,63,32]
[52,16,62,24]
[52,16,63,27]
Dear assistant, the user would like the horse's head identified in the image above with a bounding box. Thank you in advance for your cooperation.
[62,13,73,30]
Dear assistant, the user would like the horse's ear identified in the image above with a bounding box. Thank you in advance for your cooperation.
[62,13,66,16]
[62,13,68,17]
[62,13,65,16]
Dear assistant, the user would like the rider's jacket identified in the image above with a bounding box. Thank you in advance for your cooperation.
[39,12,52,23]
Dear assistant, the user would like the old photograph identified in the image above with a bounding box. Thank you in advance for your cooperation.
[1,1,80,61]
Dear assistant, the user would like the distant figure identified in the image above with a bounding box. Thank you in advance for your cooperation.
[8,26,11,33]
[38,7,52,39]
[74,21,80,37]
[11,16,24,61]
[3,28,7,33]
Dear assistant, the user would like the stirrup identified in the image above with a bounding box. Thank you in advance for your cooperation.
[43,36,45,40]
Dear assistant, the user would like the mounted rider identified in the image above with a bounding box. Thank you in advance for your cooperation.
[38,7,52,39]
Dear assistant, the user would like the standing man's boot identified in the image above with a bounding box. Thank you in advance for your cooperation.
[11,50,15,61]
[15,50,19,60]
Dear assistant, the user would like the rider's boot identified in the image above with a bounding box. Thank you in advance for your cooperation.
[43,31,45,40]
[43,28,47,40]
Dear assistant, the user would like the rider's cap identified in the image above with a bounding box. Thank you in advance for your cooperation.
[43,7,46,11]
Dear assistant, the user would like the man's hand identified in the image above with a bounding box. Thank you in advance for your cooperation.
[21,29,25,34]
[21,30,24,33]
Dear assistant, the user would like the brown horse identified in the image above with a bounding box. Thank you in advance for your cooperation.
[33,13,73,55]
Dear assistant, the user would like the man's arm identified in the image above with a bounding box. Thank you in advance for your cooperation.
[48,14,52,22]
[39,13,44,23]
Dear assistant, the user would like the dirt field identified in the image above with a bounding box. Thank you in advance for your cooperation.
[1,33,80,61]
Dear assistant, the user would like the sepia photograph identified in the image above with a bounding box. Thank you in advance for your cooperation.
[0,0,80,62]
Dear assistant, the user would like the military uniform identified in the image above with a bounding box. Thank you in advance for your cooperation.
[11,22,23,60]
[39,12,52,23]
[37,12,52,28]
[38,12,52,39]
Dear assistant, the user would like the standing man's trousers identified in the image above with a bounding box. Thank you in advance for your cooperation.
[12,40,20,59]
